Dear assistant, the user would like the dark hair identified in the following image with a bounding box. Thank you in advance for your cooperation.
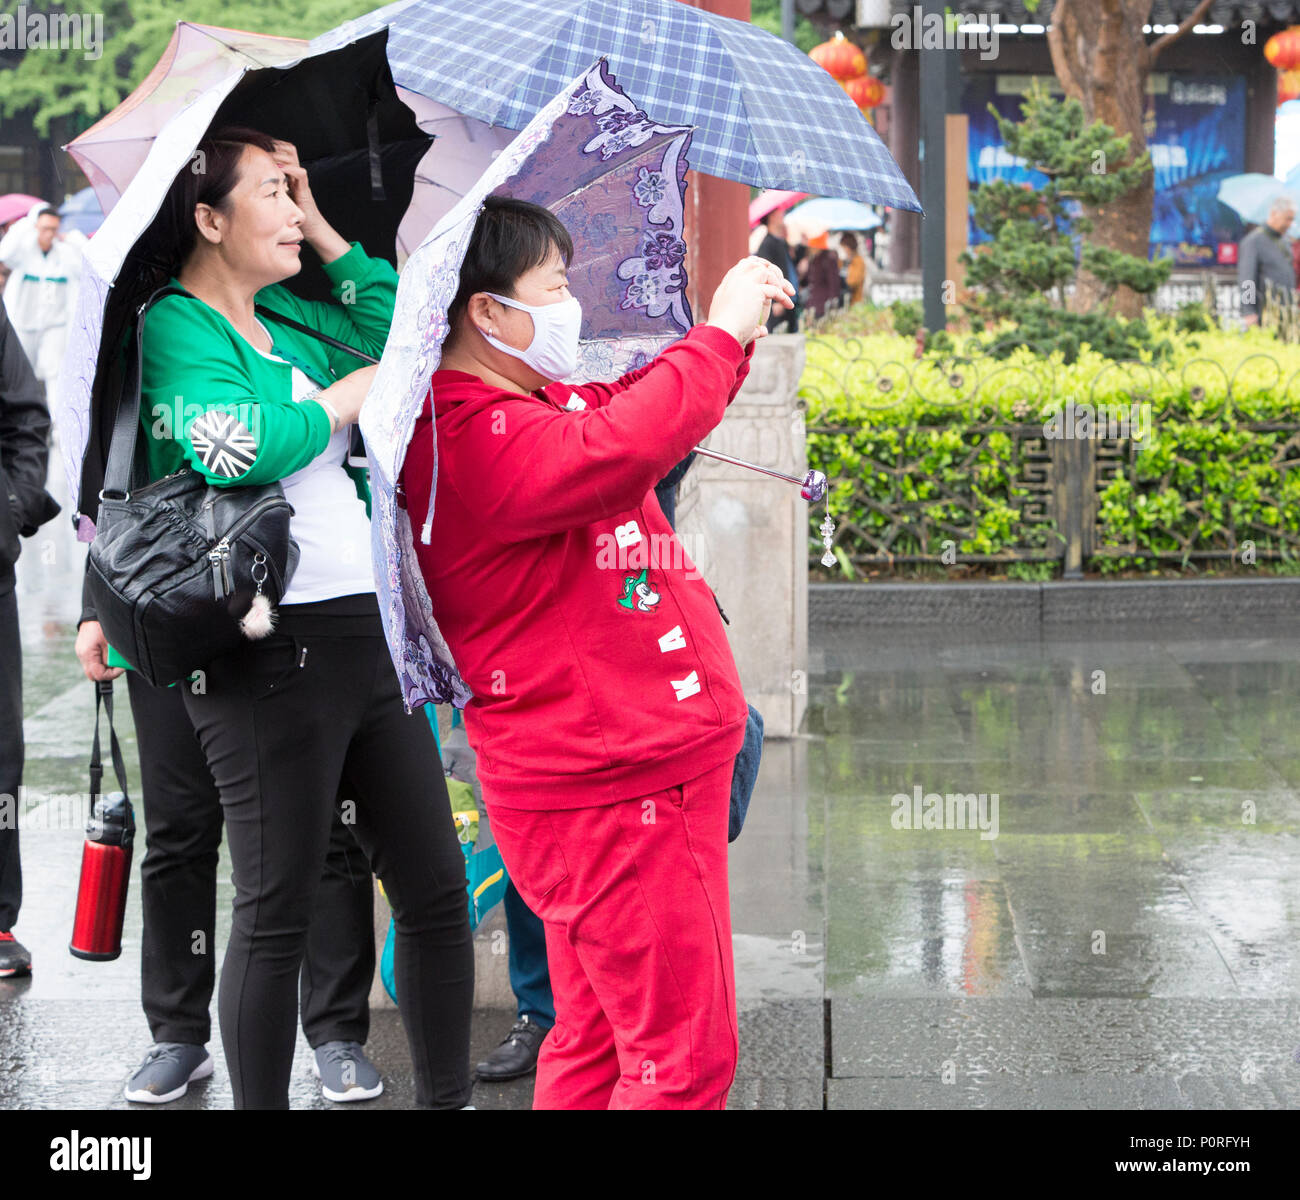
[132,125,279,287]
[34,206,59,222]
[763,208,785,229]
[86,126,279,502]
[104,123,277,347]
[839,232,858,252]
[446,195,573,342]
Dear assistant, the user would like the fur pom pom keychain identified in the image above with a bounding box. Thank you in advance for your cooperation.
[240,553,278,639]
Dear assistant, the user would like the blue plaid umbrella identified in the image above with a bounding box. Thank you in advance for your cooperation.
[312,0,920,211]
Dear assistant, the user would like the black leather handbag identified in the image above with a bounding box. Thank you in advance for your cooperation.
[85,285,299,687]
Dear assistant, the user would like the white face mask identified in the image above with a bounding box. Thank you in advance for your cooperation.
[479,291,583,382]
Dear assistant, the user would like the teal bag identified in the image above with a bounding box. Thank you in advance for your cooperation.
[380,706,509,1004]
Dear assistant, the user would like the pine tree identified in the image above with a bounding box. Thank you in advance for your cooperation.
[961,84,1172,363]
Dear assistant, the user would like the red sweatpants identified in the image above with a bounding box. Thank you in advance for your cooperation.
[486,757,738,1109]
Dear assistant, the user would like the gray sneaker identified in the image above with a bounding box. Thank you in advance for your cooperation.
[124,1043,214,1104]
[311,1041,383,1102]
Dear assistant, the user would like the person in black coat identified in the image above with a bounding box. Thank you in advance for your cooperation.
[0,302,61,976]
[754,209,801,333]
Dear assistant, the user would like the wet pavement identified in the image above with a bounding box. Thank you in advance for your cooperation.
[3,461,1298,1108]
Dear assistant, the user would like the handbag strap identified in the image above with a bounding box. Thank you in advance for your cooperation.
[101,284,192,500]
[89,678,130,805]
[255,304,378,365]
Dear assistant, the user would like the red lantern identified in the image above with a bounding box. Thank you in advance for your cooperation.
[843,74,886,110]
[1265,26,1300,70]
[810,31,866,82]
[1280,67,1300,103]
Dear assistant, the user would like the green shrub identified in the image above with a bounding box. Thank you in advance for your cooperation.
[801,326,1300,577]
[891,299,923,339]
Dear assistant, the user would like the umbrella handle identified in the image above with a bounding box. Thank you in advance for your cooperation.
[691,446,827,502]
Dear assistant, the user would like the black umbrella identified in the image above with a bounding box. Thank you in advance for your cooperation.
[210,30,433,300]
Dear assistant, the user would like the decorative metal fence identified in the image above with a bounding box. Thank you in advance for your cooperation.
[801,337,1300,577]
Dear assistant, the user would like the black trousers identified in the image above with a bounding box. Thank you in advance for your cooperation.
[0,588,22,931]
[180,598,474,1109]
[125,670,375,1048]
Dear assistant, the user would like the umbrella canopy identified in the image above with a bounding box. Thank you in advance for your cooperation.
[58,186,105,237]
[359,58,696,710]
[1216,174,1300,238]
[56,30,489,525]
[67,23,309,214]
[0,193,46,227]
[749,188,807,228]
[65,23,511,258]
[785,196,882,236]
[310,0,920,211]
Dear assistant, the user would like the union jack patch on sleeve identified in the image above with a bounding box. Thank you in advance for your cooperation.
[189,411,258,478]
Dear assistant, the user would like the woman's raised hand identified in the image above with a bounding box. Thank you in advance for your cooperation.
[271,140,319,231]
[272,139,350,264]
[705,256,795,348]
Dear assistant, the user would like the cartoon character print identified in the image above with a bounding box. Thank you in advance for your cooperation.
[617,568,660,613]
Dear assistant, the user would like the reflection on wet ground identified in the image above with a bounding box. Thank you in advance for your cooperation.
[3,472,1296,1107]
[812,623,1299,1109]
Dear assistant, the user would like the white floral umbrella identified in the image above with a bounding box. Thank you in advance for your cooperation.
[360,59,695,710]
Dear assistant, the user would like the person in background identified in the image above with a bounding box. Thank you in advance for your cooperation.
[754,208,800,333]
[840,232,867,307]
[1238,196,1297,326]
[0,204,84,413]
[0,301,61,978]
[805,232,842,321]
[789,229,810,288]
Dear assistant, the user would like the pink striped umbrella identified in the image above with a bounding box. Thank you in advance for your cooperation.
[66,23,308,214]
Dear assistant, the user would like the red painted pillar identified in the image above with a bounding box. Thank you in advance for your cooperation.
[680,0,751,321]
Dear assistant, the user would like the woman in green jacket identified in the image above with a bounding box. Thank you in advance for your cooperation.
[107,126,473,1109]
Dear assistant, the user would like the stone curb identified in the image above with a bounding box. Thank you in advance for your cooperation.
[810,577,1300,629]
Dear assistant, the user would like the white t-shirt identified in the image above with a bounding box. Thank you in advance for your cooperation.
[252,320,374,604]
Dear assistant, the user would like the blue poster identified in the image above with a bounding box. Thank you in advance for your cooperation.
[964,74,1247,265]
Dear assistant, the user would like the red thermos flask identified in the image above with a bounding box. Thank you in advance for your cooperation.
[70,679,135,961]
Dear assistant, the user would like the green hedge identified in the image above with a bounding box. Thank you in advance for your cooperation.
[800,326,1300,576]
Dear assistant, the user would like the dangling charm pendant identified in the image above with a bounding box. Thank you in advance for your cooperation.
[820,505,837,569]
[240,552,278,639]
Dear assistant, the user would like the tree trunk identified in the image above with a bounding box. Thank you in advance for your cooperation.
[1046,0,1153,318]
[1045,0,1217,318]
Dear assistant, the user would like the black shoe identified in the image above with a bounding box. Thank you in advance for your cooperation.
[0,931,31,978]
[474,1016,549,1081]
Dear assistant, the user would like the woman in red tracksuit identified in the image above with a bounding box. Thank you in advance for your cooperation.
[402,196,794,1109]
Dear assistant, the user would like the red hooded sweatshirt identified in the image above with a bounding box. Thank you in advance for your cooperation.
[401,323,755,809]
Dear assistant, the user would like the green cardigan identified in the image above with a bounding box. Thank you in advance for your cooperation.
[107,242,397,673]
[139,240,398,511]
